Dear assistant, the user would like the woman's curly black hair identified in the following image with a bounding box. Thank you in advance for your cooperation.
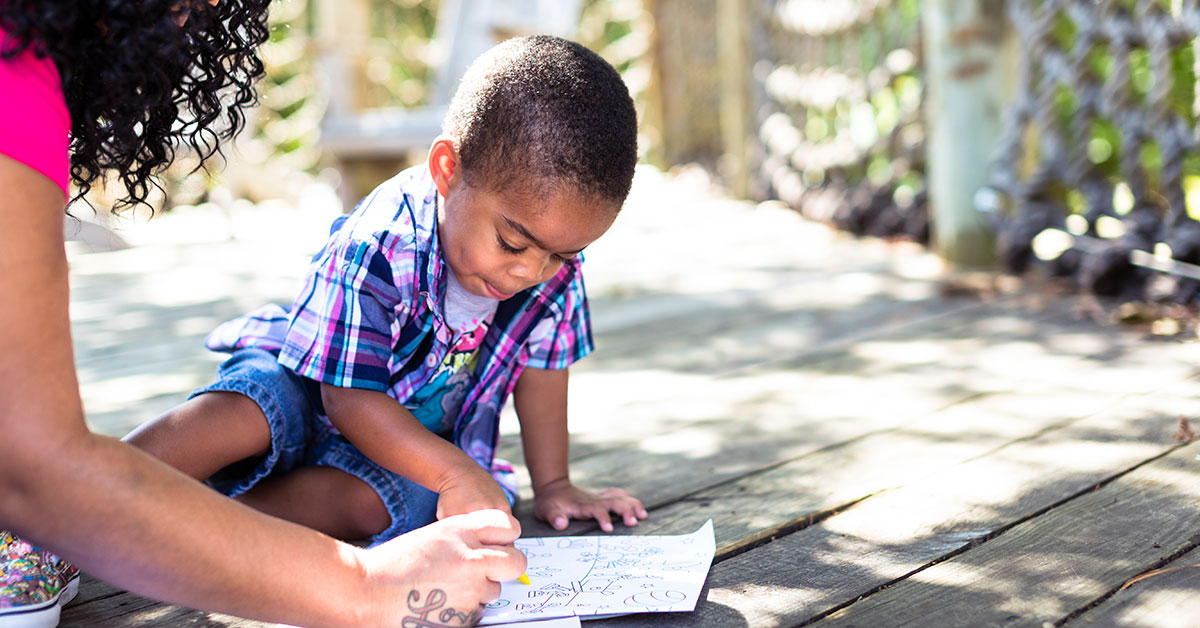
[0,0,271,210]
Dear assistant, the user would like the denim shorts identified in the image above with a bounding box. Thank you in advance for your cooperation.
[190,347,438,545]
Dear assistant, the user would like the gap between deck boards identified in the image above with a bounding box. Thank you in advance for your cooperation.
[589,379,1200,628]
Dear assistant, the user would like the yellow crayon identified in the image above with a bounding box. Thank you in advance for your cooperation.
[517,573,532,585]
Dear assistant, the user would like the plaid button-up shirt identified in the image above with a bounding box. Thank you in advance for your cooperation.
[205,165,594,493]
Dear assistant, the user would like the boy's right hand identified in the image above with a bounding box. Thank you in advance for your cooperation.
[435,464,513,520]
[359,509,526,627]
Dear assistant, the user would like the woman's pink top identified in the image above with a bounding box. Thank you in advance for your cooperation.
[0,28,70,198]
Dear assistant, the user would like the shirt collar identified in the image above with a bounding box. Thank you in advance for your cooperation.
[413,178,450,328]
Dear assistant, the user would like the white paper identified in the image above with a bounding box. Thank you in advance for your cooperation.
[498,617,582,628]
[479,520,715,625]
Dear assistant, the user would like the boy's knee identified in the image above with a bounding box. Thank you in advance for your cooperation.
[346,480,392,539]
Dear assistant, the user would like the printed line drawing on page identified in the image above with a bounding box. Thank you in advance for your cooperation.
[479,520,715,625]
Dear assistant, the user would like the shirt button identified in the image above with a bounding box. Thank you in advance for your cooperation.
[427,354,438,367]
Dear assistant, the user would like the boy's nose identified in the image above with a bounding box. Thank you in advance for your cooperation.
[509,261,541,284]
[509,254,550,285]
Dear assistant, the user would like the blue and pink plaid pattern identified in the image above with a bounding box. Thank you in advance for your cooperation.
[205,165,593,478]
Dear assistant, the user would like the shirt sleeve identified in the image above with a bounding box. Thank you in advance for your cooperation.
[0,34,71,198]
[278,235,411,391]
[522,267,595,370]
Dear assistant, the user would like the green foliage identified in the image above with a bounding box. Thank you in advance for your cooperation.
[249,0,323,173]
[1032,4,1200,217]
[578,0,657,161]
[1170,44,1196,122]
[360,0,439,109]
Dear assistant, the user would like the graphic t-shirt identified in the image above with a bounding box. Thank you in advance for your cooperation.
[404,270,498,435]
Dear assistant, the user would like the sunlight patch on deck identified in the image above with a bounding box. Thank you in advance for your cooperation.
[79,373,199,414]
[851,339,950,365]
[637,428,722,458]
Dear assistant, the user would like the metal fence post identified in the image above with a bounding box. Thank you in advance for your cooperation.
[922,0,1016,267]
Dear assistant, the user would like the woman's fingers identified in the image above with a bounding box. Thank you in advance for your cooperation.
[455,508,522,546]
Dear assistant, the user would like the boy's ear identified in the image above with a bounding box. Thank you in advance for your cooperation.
[428,136,459,197]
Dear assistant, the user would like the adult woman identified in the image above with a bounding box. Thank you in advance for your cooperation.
[0,1,524,626]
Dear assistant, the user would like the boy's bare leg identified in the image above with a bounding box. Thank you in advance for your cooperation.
[236,466,392,541]
[123,391,271,481]
[127,391,390,540]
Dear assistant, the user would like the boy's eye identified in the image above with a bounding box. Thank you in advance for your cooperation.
[497,234,524,254]
[497,233,573,264]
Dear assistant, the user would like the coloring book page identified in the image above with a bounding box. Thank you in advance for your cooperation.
[479,520,715,625]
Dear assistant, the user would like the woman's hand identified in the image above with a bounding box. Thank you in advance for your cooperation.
[358,509,526,627]
[533,478,648,532]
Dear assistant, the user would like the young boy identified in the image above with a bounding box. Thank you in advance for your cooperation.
[125,35,647,543]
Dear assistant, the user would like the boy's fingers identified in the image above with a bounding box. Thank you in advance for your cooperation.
[628,497,649,519]
[606,498,642,527]
[591,506,615,532]
[541,504,570,530]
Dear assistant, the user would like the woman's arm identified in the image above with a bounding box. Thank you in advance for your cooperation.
[514,366,647,532]
[0,154,522,627]
[321,383,512,518]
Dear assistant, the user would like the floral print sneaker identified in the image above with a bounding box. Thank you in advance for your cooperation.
[0,531,79,628]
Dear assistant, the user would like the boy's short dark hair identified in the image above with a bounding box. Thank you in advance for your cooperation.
[444,35,638,209]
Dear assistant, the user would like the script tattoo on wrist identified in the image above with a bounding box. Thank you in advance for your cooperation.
[402,589,481,628]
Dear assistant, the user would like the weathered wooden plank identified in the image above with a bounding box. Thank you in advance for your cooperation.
[67,575,126,608]
[77,271,978,438]
[68,232,936,372]
[72,303,252,368]
[584,263,959,375]
[618,330,1200,544]
[61,591,265,628]
[74,248,948,439]
[63,571,272,627]
[512,306,1198,537]
[78,294,972,439]
[67,200,900,375]
[513,290,1055,462]
[73,263,954,384]
[810,441,1200,628]
[64,575,269,627]
[565,292,1195,462]
[60,593,165,628]
[592,383,1199,627]
[1076,548,1200,628]
[495,296,990,462]
[80,359,226,437]
[626,379,1175,550]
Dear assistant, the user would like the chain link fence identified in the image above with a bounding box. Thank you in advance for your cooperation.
[749,0,929,243]
[747,0,1200,304]
[988,0,1200,304]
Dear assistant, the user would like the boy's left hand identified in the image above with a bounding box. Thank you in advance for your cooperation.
[533,478,648,532]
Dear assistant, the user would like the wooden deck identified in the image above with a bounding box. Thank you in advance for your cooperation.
[60,168,1200,627]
